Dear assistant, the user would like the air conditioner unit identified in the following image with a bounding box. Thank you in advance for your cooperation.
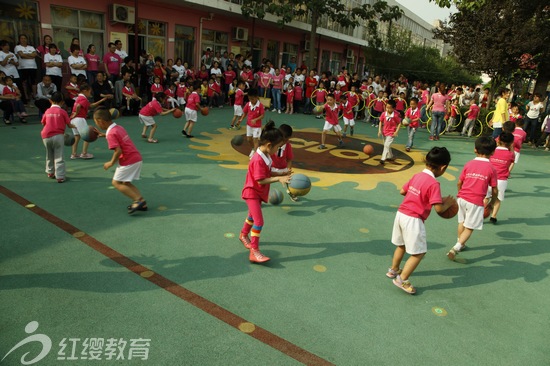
[233,27,248,41]
[111,4,136,24]
[301,40,311,52]
[346,49,354,59]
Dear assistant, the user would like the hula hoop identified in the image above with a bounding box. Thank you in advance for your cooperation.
[311,88,327,107]
[485,110,495,130]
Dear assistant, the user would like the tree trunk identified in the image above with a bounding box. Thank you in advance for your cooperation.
[534,65,550,98]
[308,10,318,71]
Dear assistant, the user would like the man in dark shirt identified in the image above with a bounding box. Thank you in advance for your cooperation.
[92,71,114,109]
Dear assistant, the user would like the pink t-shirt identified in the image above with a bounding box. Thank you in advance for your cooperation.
[398,169,442,221]
[315,89,327,104]
[512,127,526,152]
[176,84,187,98]
[347,92,359,107]
[72,94,90,118]
[140,98,162,117]
[458,157,498,206]
[380,111,401,136]
[106,123,142,166]
[102,52,122,76]
[235,89,244,106]
[84,53,100,71]
[242,150,272,202]
[467,104,480,119]
[373,98,386,112]
[395,98,406,111]
[259,72,272,88]
[405,107,420,128]
[243,101,265,128]
[41,105,71,138]
[271,142,294,170]
[324,103,340,125]
[186,92,200,111]
[421,89,430,106]
[431,93,450,112]
[223,70,236,85]
[342,101,354,119]
[271,74,284,89]
[490,147,515,180]
[150,83,163,94]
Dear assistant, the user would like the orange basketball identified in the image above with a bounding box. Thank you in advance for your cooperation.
[484,205,491,219]
[201,107,209,116]
[363,144,374,155]
[173,108,183,118]
[438,201,459,219]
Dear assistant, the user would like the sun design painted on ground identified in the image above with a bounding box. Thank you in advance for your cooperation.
[189,127,457,191]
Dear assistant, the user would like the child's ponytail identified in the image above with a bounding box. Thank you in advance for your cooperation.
[259,119,283,146]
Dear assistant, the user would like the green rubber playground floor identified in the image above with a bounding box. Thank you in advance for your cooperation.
[1,106,549,365]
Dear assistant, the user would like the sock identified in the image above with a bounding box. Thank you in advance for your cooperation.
[453,242,463,251]
[250,224,262,250]
[241,216,253,236]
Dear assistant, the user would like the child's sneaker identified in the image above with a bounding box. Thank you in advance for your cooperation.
[239,233,252,249]
[392,275,416,294]
[350,127,354,136]
[57,178,66,183]
[318,144,326,150]
[47,173,55,179]
[70,154,79,160]
[249,249,270,263]
[79,153,94,159]
[342,132,347,138]
[386,267,402,279]
[338,140,344,147]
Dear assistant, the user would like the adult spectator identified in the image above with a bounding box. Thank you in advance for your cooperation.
[15,34,38,104]
[36,35,55,75]
[121,57,137,86]
[173,58,185,80]
[220,51,228,71]
[426,83,451,141]
[103,42,122,84]
[91,71,114,109]
[68,45,87,79]
[69,38,83,56]
[0,40,20,86]
[287,56,297,73]
[84,44,100,84]
[114,39,128,67]
[201,48,213,69]
[44,44,63,91]
[35,75,57,116]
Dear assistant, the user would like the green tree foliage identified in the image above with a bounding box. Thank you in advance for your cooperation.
[239,0,403,70]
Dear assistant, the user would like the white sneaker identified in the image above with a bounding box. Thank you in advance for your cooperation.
[278,110,281,114]
[271,108,277,112]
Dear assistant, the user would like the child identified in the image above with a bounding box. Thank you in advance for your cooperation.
[40,91,75,183]
[446,98,460,132]
[447,136,498,260]
[122,80,142,111]
[238,121,291,263]
[485,132,515,224]
[461,99,480,137]
[284,84,294,114]
[538,114,550,150]
[164,83,179,109]
[139,92,174,143]
[270,124,298,202]
[347,86,359,119]
[387,147,455,294]
[319,93,343,149]
[404,97,420,152]
[394,92,406,118]
[93,108,147,214]
[229,81,245,129]
[176,79,187,107]
[512,118,527,164]
[509,103,522,124]
[70,83,107,159]
[64,74,79,110]
[182,80,202,138]
[2,76,27,123]
[293,81,303,113]
[313,82,327,119]
[378,99,402,165]
[372,90,386,127]
[150,76,164,95]
[237,88,265,158]
[341,94,355,137]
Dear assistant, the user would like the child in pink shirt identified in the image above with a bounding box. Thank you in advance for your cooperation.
[237,89,265,158]
[512,119,527,164]
[485,132,515,224]
[461,99,480,137]
[319,93,343,149]
[447,136,498,260]
[138,92,174,143]
[340,94,355,137]
[270,124,298,202]
[378,99,402,165]
[229,81,246,129]
[284,84,295,114]
[238,121,291,263]
[182,81,202,138]
[388,147,455,294]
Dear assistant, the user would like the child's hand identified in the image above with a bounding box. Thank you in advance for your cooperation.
[279,175,291,184]
[103,161,114,170]
[377,131,382,138]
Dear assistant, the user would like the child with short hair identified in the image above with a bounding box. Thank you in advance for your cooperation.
[238,121,291,263]
[64,74,79,110]
[237,88,265,159]
[394,92,406,118]
[293,81,303,113]
[229,81,245,129]
[150,76,164,95]
[404,97,420,152]
[447,136,498,260]
[2,76,27,123]
[138,92,174,143]
[313,82,327,119]
[341,94,355,137]
[485,132,515,224]
[122,80,142,111]
[319,93,343,149]
[182,80,202,138]
[347,85,359,119]
[378,99,402,165]
[461,98,480,137]
[372,90,386,127]
[176,79,187,107]
[284,83,295,114]
[93,108,147,214]
[512,118,527,164]
[270,124,298,202]
[446,98,460,132]
[40,91,75,183]
[387,147,455,294]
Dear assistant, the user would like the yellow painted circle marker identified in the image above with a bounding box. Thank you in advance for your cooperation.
[238,322,256,333]
[108,186,115,189]
[73,231,85,238]
[67,169,74,172]
[313,265,327,272]
[322,187,329,190]
[169,171,177,175]
[359,228,370,234]
[281,206,291,211]
[25,204,36,208]
[390,204,398,208]
[140,270,154,278]
[157,205,168,211]
[219,187,228,191]
[224,233,235,238]
[431,307,448,317]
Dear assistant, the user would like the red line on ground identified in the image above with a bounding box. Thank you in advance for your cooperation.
[0,185,334,366]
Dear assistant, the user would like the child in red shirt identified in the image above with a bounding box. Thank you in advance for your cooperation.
[284,84,295,114]
[340,94,355,137]
[461,99,481,137]
[64,74,79,110]
[139,92,174,143]
[319,93,343,149]
[270,124,297,202]
[485,132,515,224]
[404,97,420,152]
[229,81,246,129]
[237,89,265,159]
[378,99,402,165]
[182,81,202,138]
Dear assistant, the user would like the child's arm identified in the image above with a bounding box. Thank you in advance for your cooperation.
[160,108,176,115]
[69,104,81,119]
[487,187,498,207]
[104,147,122,170]
[252,112,265,125]
[457,179,463,191]
[237,112,247,125]
[258,175,291,185]
[464,108,472,115]
[433,196,456,214]
[89,97,108,108]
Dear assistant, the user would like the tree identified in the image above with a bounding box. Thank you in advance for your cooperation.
[240,0,403,71]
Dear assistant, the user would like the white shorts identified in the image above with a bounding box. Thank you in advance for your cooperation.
[391,211,427,255]
[113,161,142,182]
[486,179,507,201]
[138,114,156,126]
[246,126,261,138]
[177,96,186,105]
[323,122,342,133]
[514,151,520,163]
[71,117,87,136]
[343,117,355,126]
[234,105,243,117]
[457,197,484,230]
[185,107,197,122]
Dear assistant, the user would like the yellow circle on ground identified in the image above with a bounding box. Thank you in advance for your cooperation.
[157,205,168,211]
[322,187,329,190]
[108,186,115,189]
[169,171,177,175]
[281,206,291,211]
[390,204,398,208]
[25,204,36,208]
[73,231,85,238]
[313,265,327,272]
[219,187,228,191]
[431,307,448,317]
[140,270,155,278]
[359,228,370,234]
[224,233,235,238]
[238,322,256,333]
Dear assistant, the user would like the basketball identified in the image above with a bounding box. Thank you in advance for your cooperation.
[268,189,284,205]
[484,205,491,219]
[231,135,244,146]
[201,107,209,116]
[402,117,410,126]
[313,105,324,116]
[81,125,99,143]
[109,108,119,120]
[64,133,75,146]
[363,144,374,155]
[288,173,311,197]
[438,201,459,219]
[173,108,183,118]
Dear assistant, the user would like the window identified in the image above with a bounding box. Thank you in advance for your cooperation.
[281,43,298,69]
[128,20,166,60]
[175,25,195,65]
[321,50,330,73]
[330,52,342,76]
[266,40,279,67]
[50,6,104,59]
[201,29,228,56]
[0,0,40,48]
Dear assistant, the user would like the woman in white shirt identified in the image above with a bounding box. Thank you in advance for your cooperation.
[524,93,544,145]
[0,40,20,81]
[44,44,63,91]
[68,45,87,79]
[173,58,185,80]
[15,34,37,103]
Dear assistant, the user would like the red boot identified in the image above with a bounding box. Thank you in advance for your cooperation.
[249,249,270,263]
